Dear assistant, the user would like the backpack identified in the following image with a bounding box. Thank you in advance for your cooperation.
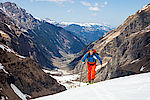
[87,49,98,57]
[87,49,99,62]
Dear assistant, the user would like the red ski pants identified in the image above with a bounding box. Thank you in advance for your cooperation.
[87,63,96,81]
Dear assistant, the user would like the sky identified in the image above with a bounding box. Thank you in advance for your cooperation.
[0,0,150,27]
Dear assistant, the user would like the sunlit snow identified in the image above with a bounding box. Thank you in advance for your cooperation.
[33,72,150,100]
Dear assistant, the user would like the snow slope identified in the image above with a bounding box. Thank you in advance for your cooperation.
[33,72,150,100]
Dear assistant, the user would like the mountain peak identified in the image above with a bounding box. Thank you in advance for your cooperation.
[0,2,21,11]
[1,1,16,6]
[0,2,39,29]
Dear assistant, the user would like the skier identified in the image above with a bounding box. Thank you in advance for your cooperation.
[82,49,102,84]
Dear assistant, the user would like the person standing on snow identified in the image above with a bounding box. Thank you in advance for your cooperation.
[82,49,102,84]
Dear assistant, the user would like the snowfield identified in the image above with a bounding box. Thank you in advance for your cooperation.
[42,69,87,89]
[33,72,150,100]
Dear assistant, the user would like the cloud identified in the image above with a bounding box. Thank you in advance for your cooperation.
[89,6,99,11]
[36,0,74,3]
[80,1,91,7]
[80,1,100,11]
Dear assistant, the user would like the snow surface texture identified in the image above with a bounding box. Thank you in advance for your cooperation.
[0,44,25,59]
[33,72,150,100]
[10,84,27,100]
[0,63,9,74]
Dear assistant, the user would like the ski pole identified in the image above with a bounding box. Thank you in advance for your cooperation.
[79,63,84,87]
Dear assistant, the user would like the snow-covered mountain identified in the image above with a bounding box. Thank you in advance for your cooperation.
[45,18,113,30]
[44,18,114,44]
[32,72,150,100]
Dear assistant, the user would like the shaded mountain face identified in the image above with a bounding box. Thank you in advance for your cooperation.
[45,19,114,45]
[70,3,150,82]
[0,2,67,99]
[0,2,85,68]
[0,44,66,99]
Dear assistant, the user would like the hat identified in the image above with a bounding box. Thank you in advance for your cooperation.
[89,49,93,52]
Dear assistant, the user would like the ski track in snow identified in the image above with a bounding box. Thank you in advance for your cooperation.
[32,72,150,100]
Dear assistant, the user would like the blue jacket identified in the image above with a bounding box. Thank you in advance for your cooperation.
[82,53,102,65]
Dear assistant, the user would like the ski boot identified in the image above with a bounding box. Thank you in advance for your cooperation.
[87,81,91,85]
[91,79,94,84]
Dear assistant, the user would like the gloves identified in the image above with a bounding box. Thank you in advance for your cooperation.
[82,62,85,65]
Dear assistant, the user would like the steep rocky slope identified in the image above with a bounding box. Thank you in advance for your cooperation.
[0,10,54,68]
[0,2,85,68]
[0,43,66,99]
[70,3,150,82]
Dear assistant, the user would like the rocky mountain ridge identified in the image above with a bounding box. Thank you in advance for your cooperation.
[70,3,150,83]
[0,2,85,68]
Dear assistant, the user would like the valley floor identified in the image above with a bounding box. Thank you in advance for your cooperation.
[42,69,87,89]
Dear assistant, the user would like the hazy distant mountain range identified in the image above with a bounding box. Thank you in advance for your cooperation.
[44,18,115,44]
